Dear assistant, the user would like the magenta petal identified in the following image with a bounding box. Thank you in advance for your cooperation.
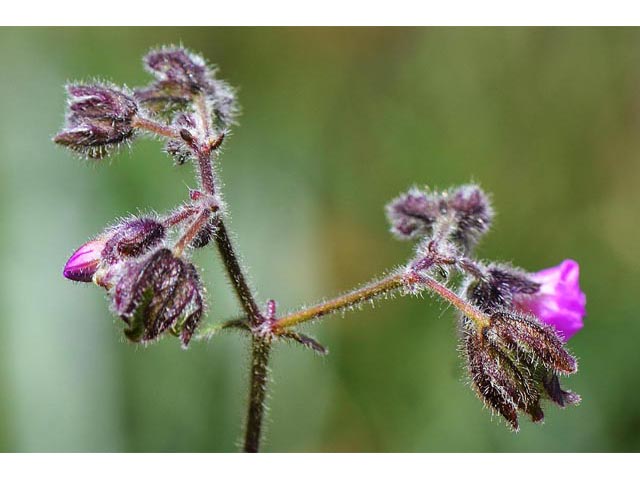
[515,259,586,342]
[63,239,105,282]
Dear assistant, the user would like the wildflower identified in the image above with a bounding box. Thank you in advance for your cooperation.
[514,259,586,341]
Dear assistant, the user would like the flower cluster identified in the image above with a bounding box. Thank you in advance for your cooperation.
[63,216,205,347]
[57,46,234,348]
[387,185,586,430]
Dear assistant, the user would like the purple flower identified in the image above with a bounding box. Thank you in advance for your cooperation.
[514,259,586,342]
[63,239,106,282]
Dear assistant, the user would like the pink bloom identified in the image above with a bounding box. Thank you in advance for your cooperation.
[63,239,105,282]
[514,259,586,342]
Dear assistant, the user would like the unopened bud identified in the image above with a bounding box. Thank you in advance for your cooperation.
[113,248,204,347]
[102,217,166,264]
[385,188,442,240]
[461,307,579,430]
[447,185,493,251]
[54,84,139,159]
[135,46,237,127]
[63,239,106,282]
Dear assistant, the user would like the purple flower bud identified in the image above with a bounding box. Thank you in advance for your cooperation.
[63,239,106,282]
[144,48,210,93]
[490,310,577,374]
[101,217,166,264]
[513,260,586,342]
[135,47,237,127]
[54,84,139,159]
[447,185,493,251]
[112,248,204,347]
[386,185,493,252]
[460,307,579,430]
[464,329,537,431]
[386,188,442,240]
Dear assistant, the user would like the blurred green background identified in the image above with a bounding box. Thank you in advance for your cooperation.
[0,27,638,452]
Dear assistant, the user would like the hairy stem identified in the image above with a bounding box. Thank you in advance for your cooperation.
[272,272,407,332]
[193,91,268,452]
[132,115,179,139]
[197,150,217,196]
[243,337,272,453]
[162,205,199,227]
[415,274,490,328]
[173,209,212,256]
[271,268,490,332]
[213,218,262,323]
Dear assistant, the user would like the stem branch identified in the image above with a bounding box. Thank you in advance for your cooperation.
[243,337,271,453]
[213,218,262,323]
[272,272,406,332]
[132,115,179,139]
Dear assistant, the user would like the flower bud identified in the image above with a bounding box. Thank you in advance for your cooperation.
[490,310,577,374]
[447,185,493,251]
[386,184,493,252]
[101,217,166,264]
[135,46,237,127]
[513,259,586,341]
[113,248,204,347]
[461,308,579,430]
[54,84,139,159]
[63,239,106,282]
[385,188,442,240]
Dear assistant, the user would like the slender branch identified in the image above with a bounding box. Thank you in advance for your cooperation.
[271,268,491,332]
[213,218,262,323]
[161,204,199,228]
[195,94,212,138]
[244,337,271,453]
[415,274,490,328]
[132,115,179,139]
[173,209,212,256]
[272,272,406,332]
[192,90,269,454]
[197,150,217,195]
[194,318,249,341]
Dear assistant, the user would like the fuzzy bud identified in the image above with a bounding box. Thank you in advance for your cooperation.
[386,188,442,240]
[113,248,204,347]
[63,239,107,282]
[462,308,579,430]
[386,184,493,252]
[135,46,237,127]
[101,217,166,265]
[447,185,493,251]
[54,84,139,159]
